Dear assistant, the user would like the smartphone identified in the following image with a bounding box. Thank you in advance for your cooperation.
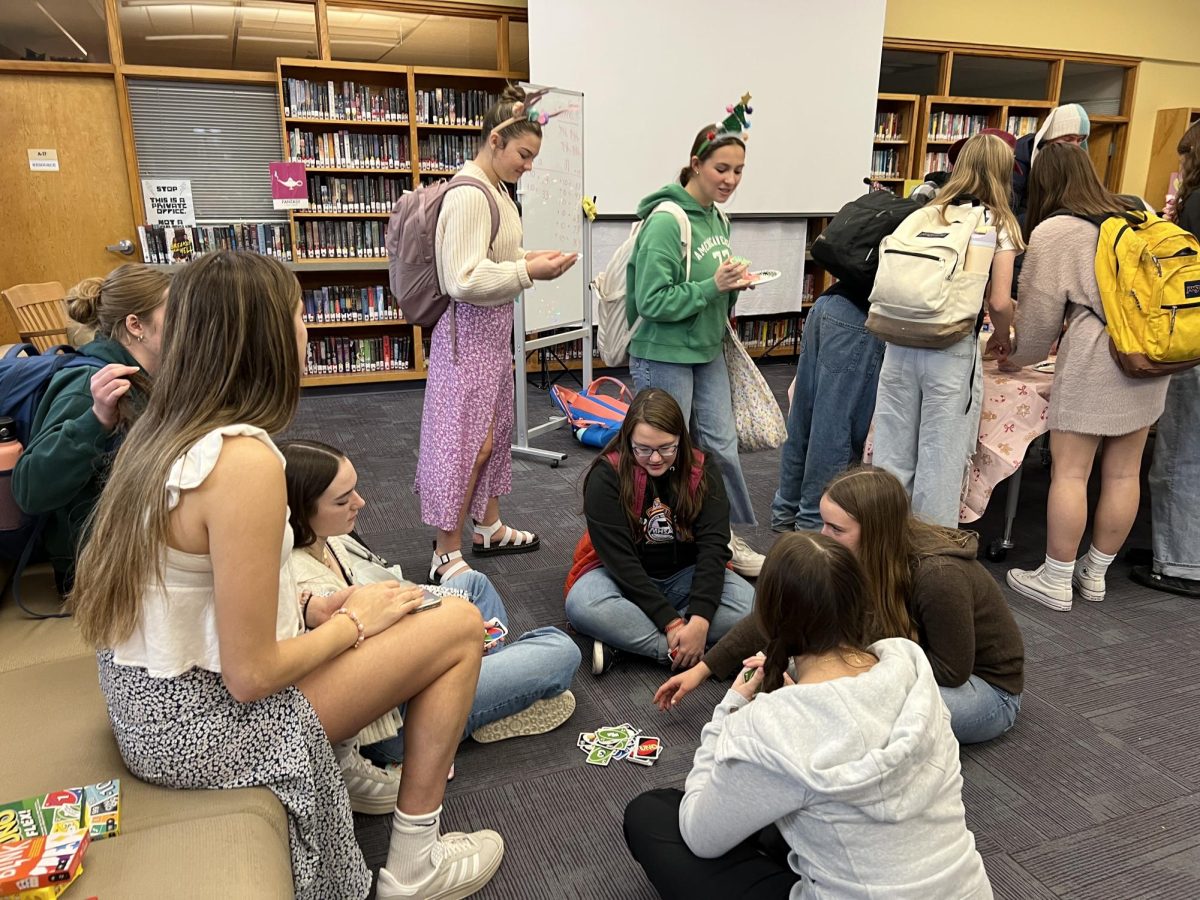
[415,588,443,612]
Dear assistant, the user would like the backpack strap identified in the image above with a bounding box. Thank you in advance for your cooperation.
[648,200,694,281]
[440,177,502,358]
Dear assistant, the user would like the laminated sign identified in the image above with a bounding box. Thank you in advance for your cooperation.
[271,161,309,210]
[142,179,196,227]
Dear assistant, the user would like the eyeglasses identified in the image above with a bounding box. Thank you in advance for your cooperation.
[631,442,679,460]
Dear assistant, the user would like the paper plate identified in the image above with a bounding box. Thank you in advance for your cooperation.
[744,269,781,286]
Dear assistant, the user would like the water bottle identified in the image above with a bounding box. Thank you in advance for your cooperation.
[0,417,25,531]
[964,225,997,275]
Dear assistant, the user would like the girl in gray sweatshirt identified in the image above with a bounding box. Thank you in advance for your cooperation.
[626,532,992,899]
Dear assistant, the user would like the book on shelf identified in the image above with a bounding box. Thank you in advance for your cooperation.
[418,134,475,171]
[1005,115,1040,137]
[870,148,901,178]
[302,284,399,322]
[414,88,498,127]
[926,112,990,142]
[282,77,409,123]
[288,129,411,170]
[0,780,121,899]
[295,219,386,260]
[735,316,801,350]
[306,334,412,374]
[306,174,408,214]
[923,151,950,174]
[138,224,292,265]
[874,110,904,140]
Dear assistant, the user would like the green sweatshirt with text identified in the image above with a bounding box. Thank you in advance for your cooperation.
[626,184,734,364]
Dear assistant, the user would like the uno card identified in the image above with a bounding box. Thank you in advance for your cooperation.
[585,745,616,766]
[482,617,508,649]
[633,737,662,761]
[594,726,629,747]
[577,732,598,750]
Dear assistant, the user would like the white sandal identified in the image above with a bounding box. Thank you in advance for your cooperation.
[430,543,471,584]
[471,519,540,556]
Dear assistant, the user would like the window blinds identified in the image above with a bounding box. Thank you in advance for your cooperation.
[127,79,284,224]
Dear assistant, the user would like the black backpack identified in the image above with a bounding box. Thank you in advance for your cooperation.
[811,191,920,293]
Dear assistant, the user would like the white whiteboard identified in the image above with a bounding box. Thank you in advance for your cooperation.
[516,86,586,333]
[529,0,885,216]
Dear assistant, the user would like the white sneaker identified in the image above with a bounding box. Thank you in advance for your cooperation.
[376,829,505,899]
[729,532,765,578]
[1007,566,1073,612]
[337,742,402,815]
[1073,563,1106,602]
[470,690,576,743]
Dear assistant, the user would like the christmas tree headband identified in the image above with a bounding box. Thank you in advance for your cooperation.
[695,92,753,157]
[490,88,574,134]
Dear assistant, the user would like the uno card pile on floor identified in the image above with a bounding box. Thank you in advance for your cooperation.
[578,724,663,768]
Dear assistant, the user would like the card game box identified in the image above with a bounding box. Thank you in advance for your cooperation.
[0,780,121,896]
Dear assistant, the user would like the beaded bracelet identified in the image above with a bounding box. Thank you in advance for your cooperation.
[333,607,365,649]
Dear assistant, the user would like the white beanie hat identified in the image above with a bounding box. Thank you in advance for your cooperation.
[1031,104,1091,164]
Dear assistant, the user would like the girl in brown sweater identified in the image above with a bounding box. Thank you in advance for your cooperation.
[657,466,1024,744]
[1004,143,1169,612]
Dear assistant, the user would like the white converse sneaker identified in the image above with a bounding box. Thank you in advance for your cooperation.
[470,690,576,743]
[1007,567,1073,612]
[1072,564,1106,602]
[376,829,505,899]
[338,744,402,815]
[729,532,765,578]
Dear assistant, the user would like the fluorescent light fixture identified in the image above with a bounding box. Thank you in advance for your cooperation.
[328,39,400,48]
[145,34,230,40]
[34,1,88,57]
[238,36,314,44]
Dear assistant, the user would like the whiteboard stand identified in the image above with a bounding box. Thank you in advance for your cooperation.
[510,85,590,468]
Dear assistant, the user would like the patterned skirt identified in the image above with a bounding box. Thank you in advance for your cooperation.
[97,651,371,900]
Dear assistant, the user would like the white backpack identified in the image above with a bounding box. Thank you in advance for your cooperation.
[866,200,991,348]
[593,201,692,367]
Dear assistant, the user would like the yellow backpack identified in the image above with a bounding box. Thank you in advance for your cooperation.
[1088,211,1200,377]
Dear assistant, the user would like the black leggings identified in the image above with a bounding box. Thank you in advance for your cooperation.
[624,788,800,900]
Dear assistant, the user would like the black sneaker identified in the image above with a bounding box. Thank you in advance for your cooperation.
[591,640,619,676]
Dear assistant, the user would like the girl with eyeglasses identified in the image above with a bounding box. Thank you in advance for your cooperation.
[564,388,755,676]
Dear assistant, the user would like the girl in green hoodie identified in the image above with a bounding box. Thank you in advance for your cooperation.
[627,125,763,577]
[13,265,168,592]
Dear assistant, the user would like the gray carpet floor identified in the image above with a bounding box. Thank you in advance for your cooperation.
[286,363,1200,900]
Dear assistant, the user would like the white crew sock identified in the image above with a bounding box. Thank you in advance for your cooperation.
[1079,545,1116,580]
[1039,555,1075,590]
[384,805,442,886]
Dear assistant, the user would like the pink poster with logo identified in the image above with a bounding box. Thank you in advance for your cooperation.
[270,161,308,209]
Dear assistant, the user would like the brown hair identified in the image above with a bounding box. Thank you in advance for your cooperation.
[1177,120,1200,221]
[584,387,707,541]
[679,125,746,187]
[66,264,170,343]
[482,83,543,146]
[70,251,303,647]
[278,439,345,549]
[1024,142,1137,240]
[754,532,872,693]
[934,133,1024,252]
[823,466,973,642]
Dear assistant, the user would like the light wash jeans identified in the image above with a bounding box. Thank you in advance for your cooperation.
[1149,367,1200,580]
[872,333,983,528]
[939,675,1022,744]
[629,353,757,526]
[563,564,755,664]
[771,292,886,531]
[362,570,580,763]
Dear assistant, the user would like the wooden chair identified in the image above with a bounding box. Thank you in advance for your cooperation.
[1,282,68,351]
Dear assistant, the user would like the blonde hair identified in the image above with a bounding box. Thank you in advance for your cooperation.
[935,133,1025,252]
[65,264,170,344]
[70,251,303,647]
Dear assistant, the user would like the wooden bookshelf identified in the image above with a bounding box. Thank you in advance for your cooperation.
[878,41,1137,192]
[274,58,510,388]
[1145,107,1200,210]
[871,93,920,194]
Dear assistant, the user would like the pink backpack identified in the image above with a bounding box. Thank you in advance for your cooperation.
[385,177,500,329]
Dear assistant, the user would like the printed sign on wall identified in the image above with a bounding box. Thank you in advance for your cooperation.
[28,149,59,171]
[141,179,196,227]
[271,161,309,210]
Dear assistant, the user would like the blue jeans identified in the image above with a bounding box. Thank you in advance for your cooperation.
[563,564,755,663]
[771,293,885,531]
[939,675,1021,744]
[362,571,581,763]
[1149,368,1200,580]
[629,353,756,526]
[872,334,983,528]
